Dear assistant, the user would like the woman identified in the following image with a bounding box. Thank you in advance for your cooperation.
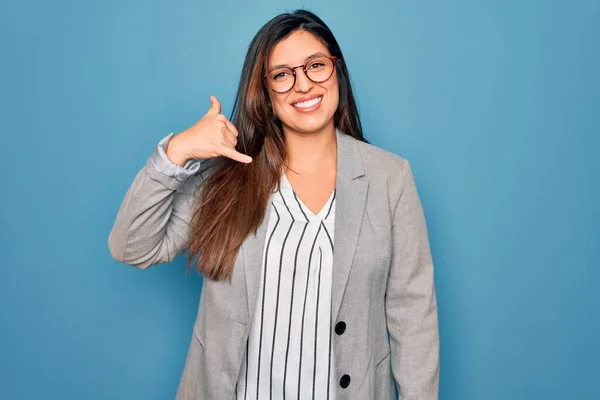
[108,9,439,400]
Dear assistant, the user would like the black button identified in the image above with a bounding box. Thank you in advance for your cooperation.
[340,374,351,388]
[335,321,346,335]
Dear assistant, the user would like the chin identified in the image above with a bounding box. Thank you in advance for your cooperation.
[287,121,331,135]
[283,112,336,135]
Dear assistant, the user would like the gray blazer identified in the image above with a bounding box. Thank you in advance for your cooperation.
[108,129,439,400]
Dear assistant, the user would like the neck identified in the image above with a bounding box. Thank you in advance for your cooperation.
[283,122,337,175]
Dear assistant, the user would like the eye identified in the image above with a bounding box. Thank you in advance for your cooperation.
[308,61,326,70]
[271,69,292,81]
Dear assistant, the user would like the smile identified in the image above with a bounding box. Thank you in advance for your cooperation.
[292,96,323,109]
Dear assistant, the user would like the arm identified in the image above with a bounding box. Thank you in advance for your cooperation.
[385,159,439,399]
[108,133,204,269]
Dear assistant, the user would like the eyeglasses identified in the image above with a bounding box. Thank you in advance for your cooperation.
[264,56,338,94]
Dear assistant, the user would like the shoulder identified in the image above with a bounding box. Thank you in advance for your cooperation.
[337,130,408,177]
[337,130,418,196]
[354,139,407,174]
[344,134,416,207]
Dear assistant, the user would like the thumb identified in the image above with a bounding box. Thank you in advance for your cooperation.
[204,96,221,117]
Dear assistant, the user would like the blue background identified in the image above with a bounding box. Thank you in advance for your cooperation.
[1,0,598,399]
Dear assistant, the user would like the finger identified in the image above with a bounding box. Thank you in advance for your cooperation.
[224,119,239,137]
[204,96,221,117]
[220,146,252,164]
[223,129,237,147]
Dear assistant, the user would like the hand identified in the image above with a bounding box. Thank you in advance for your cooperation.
[165,96,253,166]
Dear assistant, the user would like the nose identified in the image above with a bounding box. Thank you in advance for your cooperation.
[293,67,313,93]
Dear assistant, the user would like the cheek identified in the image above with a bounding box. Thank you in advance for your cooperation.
[270,95,288,117]
[329,90,340,110]
[326,79,340,109]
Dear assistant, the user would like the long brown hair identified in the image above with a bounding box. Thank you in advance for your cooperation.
[186,9,366,280]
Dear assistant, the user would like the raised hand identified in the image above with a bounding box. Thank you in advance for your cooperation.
[165,96,252,166]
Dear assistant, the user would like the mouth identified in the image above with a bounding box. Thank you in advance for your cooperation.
[292,95,323,112]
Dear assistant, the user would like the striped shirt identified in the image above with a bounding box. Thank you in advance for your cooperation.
[236,172,337,400]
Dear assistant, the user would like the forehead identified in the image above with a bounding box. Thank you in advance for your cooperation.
[268,30,329,67]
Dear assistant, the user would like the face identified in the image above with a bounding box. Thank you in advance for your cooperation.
[266,30,339,136]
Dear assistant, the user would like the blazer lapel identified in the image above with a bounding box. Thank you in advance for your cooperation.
[331,129,368,321]
[242,209,271,326]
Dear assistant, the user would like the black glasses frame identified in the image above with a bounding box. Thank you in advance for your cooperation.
[264,56,339,94]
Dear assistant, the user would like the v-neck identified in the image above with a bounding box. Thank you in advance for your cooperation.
[280,172,336,221]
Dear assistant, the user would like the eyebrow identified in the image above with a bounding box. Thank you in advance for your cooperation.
[267,52,329,72]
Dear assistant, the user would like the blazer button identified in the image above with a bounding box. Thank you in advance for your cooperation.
[339,374,351,388]
[335,321,346,335]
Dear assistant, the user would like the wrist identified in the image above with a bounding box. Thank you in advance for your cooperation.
[165,134,189,167]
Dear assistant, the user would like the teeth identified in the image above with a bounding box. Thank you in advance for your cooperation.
[293,96,322,108]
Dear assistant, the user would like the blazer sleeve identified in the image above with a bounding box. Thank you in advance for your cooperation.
[108,134,204,269]
[385,159,440,399]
